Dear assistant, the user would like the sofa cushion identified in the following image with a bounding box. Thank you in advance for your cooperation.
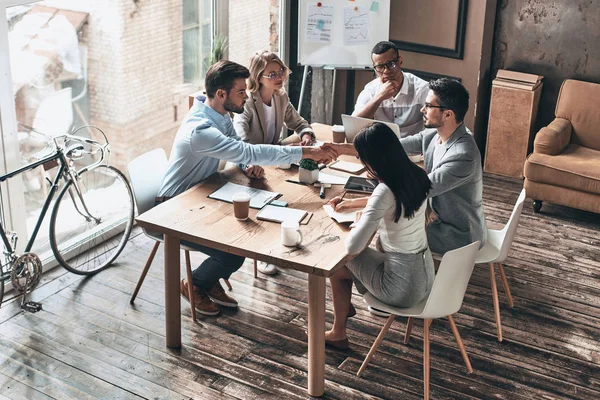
[524,144,600,194]
[556,80,600,151]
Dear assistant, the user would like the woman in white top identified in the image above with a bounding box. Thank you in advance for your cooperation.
[234,51,315,275]
[325,122,434,350]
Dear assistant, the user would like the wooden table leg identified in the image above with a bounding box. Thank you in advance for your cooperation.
[164,234,181,348]
[308,275,326,397]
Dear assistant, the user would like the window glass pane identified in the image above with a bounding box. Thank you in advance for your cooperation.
[183,27,200,84]
[182,0,199,27]
[228,0,281,66]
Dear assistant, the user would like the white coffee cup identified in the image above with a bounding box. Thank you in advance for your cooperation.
[332,124,345,143]
[232,191,251,220]
[281,220,303,247]
[278,163,292,170]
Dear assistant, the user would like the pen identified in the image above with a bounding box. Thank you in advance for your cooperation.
[338,190,347,202]
[286,179,308,186]
[319,185,326,199]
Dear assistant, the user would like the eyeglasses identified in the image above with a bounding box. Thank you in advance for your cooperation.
[373,57,399,73]
[424,103,448,110]
[262,68,286,80]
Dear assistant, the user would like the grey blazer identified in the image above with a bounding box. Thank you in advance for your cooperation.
[400,124,487,254]
[233,90,314,145]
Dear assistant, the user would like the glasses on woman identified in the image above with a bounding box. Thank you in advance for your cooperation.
[262,68,286,80]
[373,57,399,73]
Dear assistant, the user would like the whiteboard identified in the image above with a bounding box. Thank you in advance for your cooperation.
[298,0,390,68]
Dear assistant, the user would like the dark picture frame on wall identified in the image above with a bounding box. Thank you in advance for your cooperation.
[392,0,468,60]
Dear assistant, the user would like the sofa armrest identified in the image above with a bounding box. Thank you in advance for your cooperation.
[533,118,572,155]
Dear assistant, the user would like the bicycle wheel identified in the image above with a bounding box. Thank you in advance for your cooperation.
[49,165,134,275]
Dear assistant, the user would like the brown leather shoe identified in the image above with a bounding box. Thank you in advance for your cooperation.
[180,279,220,316]
[207,281,238,308]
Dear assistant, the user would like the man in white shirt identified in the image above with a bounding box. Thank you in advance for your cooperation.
[353,41,429,137]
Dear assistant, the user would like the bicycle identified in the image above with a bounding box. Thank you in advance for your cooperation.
[0,125,135,310]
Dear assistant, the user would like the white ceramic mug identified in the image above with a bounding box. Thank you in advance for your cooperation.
[278,163,292,170]
[281,220,303,247]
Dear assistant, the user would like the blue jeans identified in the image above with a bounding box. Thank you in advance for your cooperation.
[181,240,245,291]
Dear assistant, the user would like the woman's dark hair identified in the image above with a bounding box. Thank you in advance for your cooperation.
[354,123,432,222]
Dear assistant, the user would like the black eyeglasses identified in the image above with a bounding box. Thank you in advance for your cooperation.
[373,57,399,73]
[424,103,448,110]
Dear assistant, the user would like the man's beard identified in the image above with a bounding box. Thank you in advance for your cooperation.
[224,98,245,114]
[423,116,441,129]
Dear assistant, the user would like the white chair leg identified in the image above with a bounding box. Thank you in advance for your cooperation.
[357,315,396,377]
[424,318,431,400]
[497,263,514,307]
[447,315,473,373]
[404,317,414,344]
[185,251,197,322]
[489,263,503,341]
[130,241,160,304]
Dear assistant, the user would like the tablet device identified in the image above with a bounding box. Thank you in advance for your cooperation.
[343,176,379,193]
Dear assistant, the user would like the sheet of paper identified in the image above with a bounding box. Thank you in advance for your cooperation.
[256,205,308,224]
[306,4,334,44]
[318,172,349,185]
[323,204,355,224]
[344,6,370,45]
[208,182,279,209]
[327,160,365,174]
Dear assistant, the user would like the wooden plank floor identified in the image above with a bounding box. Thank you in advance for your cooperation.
[1,173,599,399]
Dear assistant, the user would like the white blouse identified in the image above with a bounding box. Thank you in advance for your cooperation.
[345,182,428,255]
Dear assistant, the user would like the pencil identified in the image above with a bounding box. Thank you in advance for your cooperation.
[338,190,347,202]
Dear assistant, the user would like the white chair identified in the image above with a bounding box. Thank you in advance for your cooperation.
[357,241,481,400]
[127,149,233,322]
[476,188,526,342]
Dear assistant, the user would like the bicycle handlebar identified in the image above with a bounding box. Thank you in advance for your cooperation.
[52,125,110,173]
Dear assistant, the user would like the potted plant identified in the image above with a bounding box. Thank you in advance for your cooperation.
[298,159,319,184]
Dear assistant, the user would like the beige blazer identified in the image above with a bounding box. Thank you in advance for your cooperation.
[233,90,314,145]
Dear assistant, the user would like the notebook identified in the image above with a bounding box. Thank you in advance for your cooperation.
[208,182,279,209]
[323,205,355,224]
[256,205,308,224]
[327,160,366,175]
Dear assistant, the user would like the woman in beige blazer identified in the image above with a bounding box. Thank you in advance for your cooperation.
[234,51,315,275]
[234,51,315,147]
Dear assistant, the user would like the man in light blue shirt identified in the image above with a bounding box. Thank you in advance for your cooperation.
[158,60,335,316]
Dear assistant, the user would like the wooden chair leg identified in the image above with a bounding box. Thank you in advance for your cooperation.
[404,317,414,344]
[223,279,233,291]
[423,319,431,400]
[357,315,396,377]
[497,263,514,307]
[130,241,160,304]
[447,315,473,373]
[253,259,258,278]
[185,250,197,322]
[489,263,503,342]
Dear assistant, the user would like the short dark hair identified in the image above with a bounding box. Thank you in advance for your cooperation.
[354,123,431,222]
[428,78,469,123]
[371,41,399,56]
[205,60,250,98]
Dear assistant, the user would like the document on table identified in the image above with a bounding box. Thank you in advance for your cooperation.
[208,182,280,209]
[318,172,349,185]
[327,160,366,175]
[256,205,308,224]
[323,204,356,224]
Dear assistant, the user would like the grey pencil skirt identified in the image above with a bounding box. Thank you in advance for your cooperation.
[346,247,435,308]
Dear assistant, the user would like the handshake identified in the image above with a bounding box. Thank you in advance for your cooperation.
[300,142,347,165]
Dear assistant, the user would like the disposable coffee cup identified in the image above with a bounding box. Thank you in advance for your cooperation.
[232,191,251,220]
[332,125,345,143]
[281,220,303,247]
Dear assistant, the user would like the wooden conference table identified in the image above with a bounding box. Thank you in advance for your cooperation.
[136,123,357,397]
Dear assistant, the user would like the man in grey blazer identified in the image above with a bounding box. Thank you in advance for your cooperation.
[325,78,486,254]
[399,78,486,254]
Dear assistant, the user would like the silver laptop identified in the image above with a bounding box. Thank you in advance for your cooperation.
[341,114,402,143]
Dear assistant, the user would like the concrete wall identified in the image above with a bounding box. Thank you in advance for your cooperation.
[491,0,600,130]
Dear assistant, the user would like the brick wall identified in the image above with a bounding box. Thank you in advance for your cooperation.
[43,0,188,171]
[228,0,273,65]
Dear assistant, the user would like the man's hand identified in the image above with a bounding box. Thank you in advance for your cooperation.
[300,133,315,146]
[322,142,357,157]
[244,165,265,179]
[376,80,400,102]
[302,145,338,164]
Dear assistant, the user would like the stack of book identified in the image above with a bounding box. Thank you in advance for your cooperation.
[493,70,543,91]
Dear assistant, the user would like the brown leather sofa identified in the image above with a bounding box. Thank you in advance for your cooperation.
[524,79,600,214]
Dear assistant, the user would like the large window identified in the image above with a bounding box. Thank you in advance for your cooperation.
[183,0,212,85]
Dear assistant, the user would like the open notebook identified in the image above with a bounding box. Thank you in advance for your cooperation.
[208,182,279,209]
